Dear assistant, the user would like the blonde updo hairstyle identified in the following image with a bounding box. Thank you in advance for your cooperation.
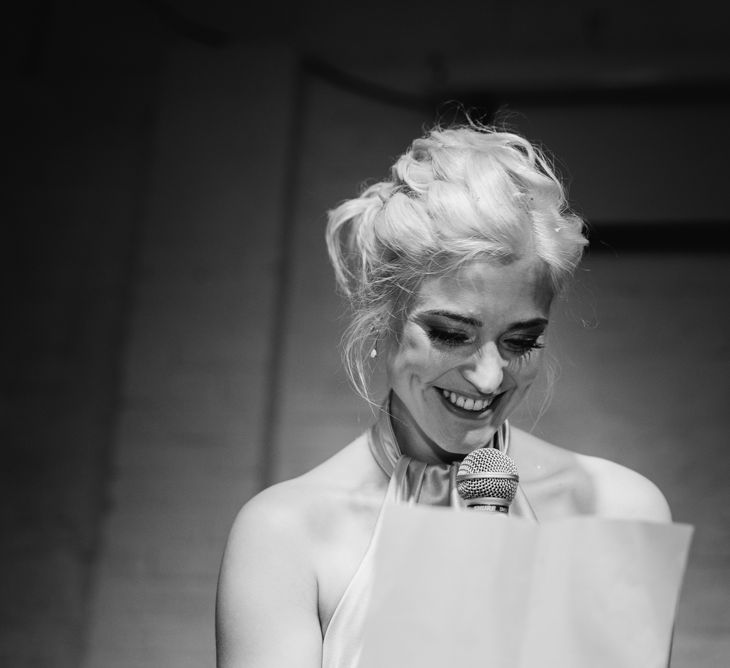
[326,123,587,401]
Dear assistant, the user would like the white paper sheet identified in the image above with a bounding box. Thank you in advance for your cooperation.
[357,505,692,668]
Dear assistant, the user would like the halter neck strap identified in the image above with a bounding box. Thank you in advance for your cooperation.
[367,396,510,507]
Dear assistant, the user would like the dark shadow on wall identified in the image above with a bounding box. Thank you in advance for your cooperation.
[3,3,165,666]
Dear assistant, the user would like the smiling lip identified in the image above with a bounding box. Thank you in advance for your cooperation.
[435,387,500,419]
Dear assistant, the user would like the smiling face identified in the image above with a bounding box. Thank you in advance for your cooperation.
[386,255,554,463]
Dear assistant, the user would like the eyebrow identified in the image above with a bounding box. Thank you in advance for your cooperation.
[419,310,548,330]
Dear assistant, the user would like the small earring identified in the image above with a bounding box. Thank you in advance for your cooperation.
[370,347,378,359]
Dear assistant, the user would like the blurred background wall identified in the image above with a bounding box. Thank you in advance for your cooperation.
[3,1,729,667]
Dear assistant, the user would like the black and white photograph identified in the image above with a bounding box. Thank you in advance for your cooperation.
[4,1,729,667]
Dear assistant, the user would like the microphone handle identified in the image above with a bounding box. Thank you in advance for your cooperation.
[466,500,510,513]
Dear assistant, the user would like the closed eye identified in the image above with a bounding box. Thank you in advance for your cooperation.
[425,327,473,347]
[502,335,545,355]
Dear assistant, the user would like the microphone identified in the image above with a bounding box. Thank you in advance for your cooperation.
[456,447,519,513]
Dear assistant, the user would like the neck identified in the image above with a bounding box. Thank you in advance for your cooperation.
[388,391,466,465]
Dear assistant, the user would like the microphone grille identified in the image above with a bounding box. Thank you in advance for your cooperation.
[457,447,519,502]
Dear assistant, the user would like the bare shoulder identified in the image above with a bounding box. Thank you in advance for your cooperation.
[223,431,383,562]
[216,479,324,667]
[224,477,319,556]
[220,460,350,588]
[224,432,380,545]
[578,453,672,522]
[510,428,671,523]
[217,435,374,668]
[217,432,375,668]
[216,433,385,667]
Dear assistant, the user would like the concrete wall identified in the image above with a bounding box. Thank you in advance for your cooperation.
[3,3,160,665]
[81,44,295,668]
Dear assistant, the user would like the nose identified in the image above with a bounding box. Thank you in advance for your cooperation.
[462,342,506,395]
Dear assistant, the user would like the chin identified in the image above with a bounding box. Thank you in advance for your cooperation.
[463,430,499,452]
[436,425,499,455]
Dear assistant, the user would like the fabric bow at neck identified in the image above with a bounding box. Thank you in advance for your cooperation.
[367,397,508,507]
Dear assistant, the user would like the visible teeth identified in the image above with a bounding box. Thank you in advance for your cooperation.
[441,389,493,412]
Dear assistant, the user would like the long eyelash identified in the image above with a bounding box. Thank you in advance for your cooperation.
[510,335,545,353]
[519,341,545,359]
[507,341,545,370]
[425,328,470,347]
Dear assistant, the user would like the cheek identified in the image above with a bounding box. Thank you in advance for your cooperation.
[388,328,445,381]
[506,350,544,385]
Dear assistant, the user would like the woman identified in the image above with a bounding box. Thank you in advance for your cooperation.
[215,124,671,668]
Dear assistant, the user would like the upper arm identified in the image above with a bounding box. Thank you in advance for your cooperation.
[216,488,323,668]
[583,456,672,523]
